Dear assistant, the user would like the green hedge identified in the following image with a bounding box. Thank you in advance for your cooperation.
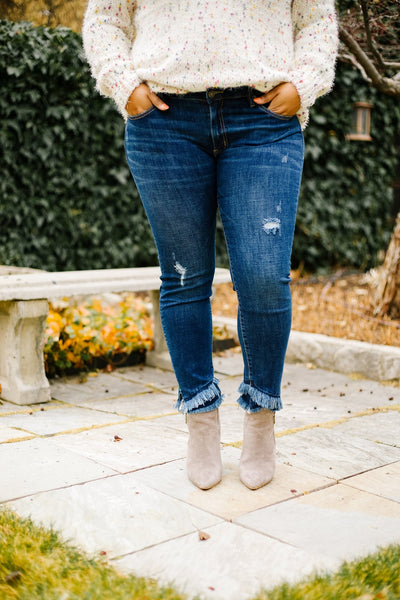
[0,20,399,272]
[0,20,157,271]
[296,63,400,271]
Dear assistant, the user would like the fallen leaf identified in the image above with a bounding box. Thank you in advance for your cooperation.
[5,571,22,584]
[199,531,210,541]
[208,586,215,591]
[99,550,107,556]
[290,489,297,493]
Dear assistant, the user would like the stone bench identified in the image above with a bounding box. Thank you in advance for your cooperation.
[0,267,231,405]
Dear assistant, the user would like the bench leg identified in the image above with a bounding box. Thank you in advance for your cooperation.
[146,290,173,370]
[0,300,51,405]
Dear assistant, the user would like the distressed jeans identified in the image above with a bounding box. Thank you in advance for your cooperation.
[125,87,304,414]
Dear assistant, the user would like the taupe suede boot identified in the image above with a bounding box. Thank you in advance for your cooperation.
[186,409,222,490]
[240,409,276,490]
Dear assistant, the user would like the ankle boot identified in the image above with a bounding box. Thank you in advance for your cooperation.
[240,409,276,490]
[186,409,222,490]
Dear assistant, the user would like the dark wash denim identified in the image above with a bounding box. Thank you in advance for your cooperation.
[124,87,304,414]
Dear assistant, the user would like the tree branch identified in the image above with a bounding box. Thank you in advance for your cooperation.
[359,0,386,72]
[340,52,371,83]
[339,25,400,97]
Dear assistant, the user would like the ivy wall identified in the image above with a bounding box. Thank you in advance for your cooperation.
[1,20,399,273]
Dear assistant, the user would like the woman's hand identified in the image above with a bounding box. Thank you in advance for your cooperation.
[254,82,301,116]
[125,83,169,116]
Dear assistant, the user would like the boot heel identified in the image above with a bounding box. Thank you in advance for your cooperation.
[240,409,276,490]
[187,409,222,490]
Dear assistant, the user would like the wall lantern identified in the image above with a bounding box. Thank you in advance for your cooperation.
[346,102,373,141]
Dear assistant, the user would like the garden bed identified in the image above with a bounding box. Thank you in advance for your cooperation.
[44,294,153,377]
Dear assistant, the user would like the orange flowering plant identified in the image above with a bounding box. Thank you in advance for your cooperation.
[44,295,154,377]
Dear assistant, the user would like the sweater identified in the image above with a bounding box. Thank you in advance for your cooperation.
[82,0,338,128]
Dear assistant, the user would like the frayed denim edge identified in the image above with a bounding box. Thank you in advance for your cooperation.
[174,377,224,414]
[237,382,282,413]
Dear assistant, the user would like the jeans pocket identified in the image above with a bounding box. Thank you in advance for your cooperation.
[127,105,157,121]
[254,104,295,121]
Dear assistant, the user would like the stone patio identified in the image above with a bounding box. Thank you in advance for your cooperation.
[1,350,400,599]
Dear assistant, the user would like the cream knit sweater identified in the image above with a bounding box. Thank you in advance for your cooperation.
[83,0,338,128]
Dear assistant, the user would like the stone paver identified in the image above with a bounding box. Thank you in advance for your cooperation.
[0,426,33,443]
[0,437,115,502]
[80,390,176,418]
[341,461,400,503]
[132,447,334,520]
[49,372,149,404]
[276,427,400,479]
[113,365,178,392]
[213,352,243,376]
[10,474,221,557]
[0,399,62,415]
[236,484,400,562]
[114,521,339,600]
[1,350,400,599]
[48,419,188,474]
[0,405,127,436]
[331,410,400,447]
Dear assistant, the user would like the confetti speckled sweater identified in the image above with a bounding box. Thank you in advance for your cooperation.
[83,0,338,128]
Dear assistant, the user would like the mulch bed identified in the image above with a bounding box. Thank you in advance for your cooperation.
[212,270,400,348]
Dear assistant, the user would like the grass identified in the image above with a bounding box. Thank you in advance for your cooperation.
[255,546,400,600]
[0,510,186,600]
[1,510,400,600]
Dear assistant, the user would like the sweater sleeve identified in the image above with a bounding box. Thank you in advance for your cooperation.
[82,0,140,117]
[289,0,338,110]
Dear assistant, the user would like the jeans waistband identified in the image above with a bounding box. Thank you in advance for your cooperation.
[161,86,257,103]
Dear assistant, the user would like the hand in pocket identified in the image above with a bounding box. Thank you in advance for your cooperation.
[254,82,300,116]
[125,83,169,116]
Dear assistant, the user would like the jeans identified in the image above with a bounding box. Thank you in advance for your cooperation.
[124,87,304,414]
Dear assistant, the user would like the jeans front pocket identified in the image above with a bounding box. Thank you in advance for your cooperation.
[127,105,157,121]
[254,103,295,121]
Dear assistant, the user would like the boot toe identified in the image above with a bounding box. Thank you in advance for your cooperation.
[239,465,273,490]
[188,464,222,490]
